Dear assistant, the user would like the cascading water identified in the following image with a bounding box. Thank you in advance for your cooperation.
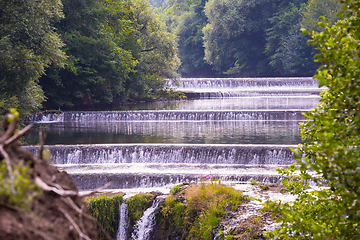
[24,77,320,191]
[117,201,129,240]
[22,77,321,240]
[131,198,162,240]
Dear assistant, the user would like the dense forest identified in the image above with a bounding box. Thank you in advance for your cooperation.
[0,0,341,113]
[166,0,341,77]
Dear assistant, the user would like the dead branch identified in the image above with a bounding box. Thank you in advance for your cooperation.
[60,197,113,240]
[60,208,92,240]
[37,127,46,159]
[78,182,112,197]
[4,123,34,146]
[0,115,18,143]
[79,205,88,237]
[35,177,78,196]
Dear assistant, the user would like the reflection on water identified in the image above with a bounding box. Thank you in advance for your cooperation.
[24,120,302,145]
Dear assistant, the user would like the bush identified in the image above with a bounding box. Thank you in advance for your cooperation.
[126,193,153,229]
[0,160,42,209]
[86,194,123,239]
[160,182,249,240]
[262,1,360,238]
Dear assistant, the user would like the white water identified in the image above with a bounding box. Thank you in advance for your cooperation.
[168,77,319,89]
[131,198,162,240]
[23,77,320,191]
[117,201,129,240]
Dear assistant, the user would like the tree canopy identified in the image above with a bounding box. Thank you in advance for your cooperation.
[0,0,66,116]
[263,0,360,238]
[40,0,179,109]
[163,0,342,77]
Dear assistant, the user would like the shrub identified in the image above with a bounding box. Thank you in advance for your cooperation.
[126,193,153,228]
[86,194,123,239]
[160,182,249,240]
[0,160,42,210]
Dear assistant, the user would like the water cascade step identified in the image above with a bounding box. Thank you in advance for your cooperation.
[24,144,296,165]
[183,89,322,98]
[165,97,320,110]
[23,77,320,192]
[68,167,285,190]
[24,120,303,145]
[27,110,307,123]
[168,77,319,89]
[24,144,296,190]
[166,77,323,98]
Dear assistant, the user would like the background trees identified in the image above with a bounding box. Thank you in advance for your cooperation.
[164,0,341,77]
[0,0,66,116]
[164,0,216,77]
[0,0,346,112]
[40,0,179,109]
[263,0,360,238]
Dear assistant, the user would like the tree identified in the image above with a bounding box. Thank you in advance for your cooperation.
[263,0,360,238]
[265,1,319,76]
[301,0,342,32]
[0,0,66,116]
[203,0,294,77]
[128,0,180,99]
[40,0,179,109]
[166,0,216,77]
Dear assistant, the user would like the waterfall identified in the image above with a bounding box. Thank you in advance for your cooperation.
[22,77,321,193]
[117,201,129,240]
[27,109,307,123]
[167,77,319,89]
[131,198,161,240]
[23,144,297,165]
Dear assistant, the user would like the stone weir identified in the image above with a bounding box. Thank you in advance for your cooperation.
[27,110,307,123]
[168,77,319,89]
[183,89,323,98]
[69,171,284,190]
[24,144,297,190]
[23,144,296,165]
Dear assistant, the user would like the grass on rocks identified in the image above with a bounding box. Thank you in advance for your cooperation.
[159,181,249,240]
[86,193,123,239]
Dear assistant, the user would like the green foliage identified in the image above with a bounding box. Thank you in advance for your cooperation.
[266,0,319,76]
[301,0,342,32]
[262,1,360,238]
[250,179,257,185]
[161,182,248,240]
[155,90,187,99]
[164,0,216,77]
[163,0,338,77]
[41,0,180,109]
[126,193,153,228]
[0,0,66,117]
[0,160,42,210]
[86,194,123,239]
[170,184,183,195]
[203,0,312,77]
[162,196,186,227]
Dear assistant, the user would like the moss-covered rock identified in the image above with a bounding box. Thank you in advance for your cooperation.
[155,182,249,240]
[86,194,124,239]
